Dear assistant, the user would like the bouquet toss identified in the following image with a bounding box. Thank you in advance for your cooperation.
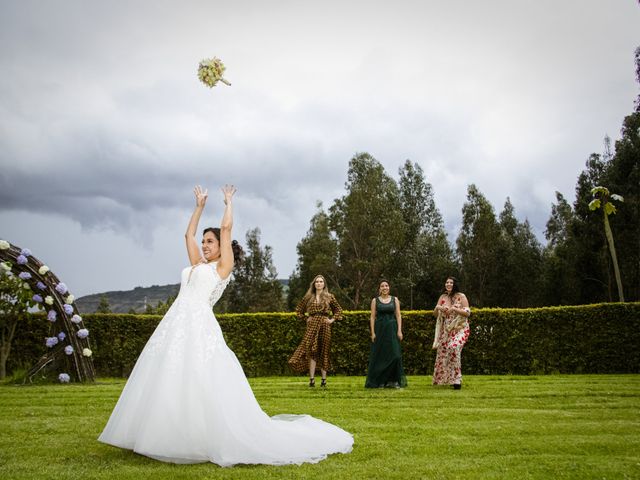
[198,57,231,87]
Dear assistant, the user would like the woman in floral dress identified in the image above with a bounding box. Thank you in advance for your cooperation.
[432,277,470,389]
[288,275,342,387]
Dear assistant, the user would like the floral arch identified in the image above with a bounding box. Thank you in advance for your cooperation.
[0,240,95,382]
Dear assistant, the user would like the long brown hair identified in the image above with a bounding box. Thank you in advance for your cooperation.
[304,274,332,308]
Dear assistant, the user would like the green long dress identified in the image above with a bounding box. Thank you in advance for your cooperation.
[365,296,407,388]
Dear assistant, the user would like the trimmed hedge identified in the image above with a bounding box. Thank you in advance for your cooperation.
[7,303,640,378]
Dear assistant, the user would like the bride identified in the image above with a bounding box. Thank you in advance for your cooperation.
[98,185,353,466]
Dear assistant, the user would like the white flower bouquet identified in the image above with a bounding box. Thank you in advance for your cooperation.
[198,57,231,88]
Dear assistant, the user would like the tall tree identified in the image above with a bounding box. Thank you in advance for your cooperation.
[601,105,640,301]
[287,202,338,309]
[545,192,574,249]
[541,192,580,305]
[221,228,284,313]
[571,153,611,303]
[635,45,640,112]
[328,153,405,309]
[589,186,625,301]
[496,198,543,307]
[395,160,455,308]
[456,184,503,307]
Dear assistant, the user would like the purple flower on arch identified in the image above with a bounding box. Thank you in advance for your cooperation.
[20,248,32,257]
[55,283,68,295]
[45,337,58,348]
[47,310,57,322]
[76,328,89,339]
[58,373,70,383]
[32,294,43,303]
[71,314,82,324]
[63,304,74,315]
[64,345,74,355]
[36,281,46,291]
[57,331,66,341]
[19,272,32,280]
[16,255,28,265]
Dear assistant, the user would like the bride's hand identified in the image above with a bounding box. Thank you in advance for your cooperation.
[221,184,236,205]
[194,185,208,207]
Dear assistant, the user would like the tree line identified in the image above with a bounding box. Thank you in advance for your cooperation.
[219,117,637,313]
[285,48,639,311]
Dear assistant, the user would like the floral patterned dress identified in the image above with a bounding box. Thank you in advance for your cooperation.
[288,294,343,373]
[432,294,470,386]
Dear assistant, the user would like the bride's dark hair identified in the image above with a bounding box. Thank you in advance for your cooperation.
[203,227,244,263]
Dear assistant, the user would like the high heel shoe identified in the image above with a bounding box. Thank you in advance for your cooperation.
[320,378,327,388]
[309,378,315,387]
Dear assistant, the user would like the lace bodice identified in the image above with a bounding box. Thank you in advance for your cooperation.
[178,262,231,307]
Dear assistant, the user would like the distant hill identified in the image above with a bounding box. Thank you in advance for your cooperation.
[76,279,289,313]
[76,284,181,314]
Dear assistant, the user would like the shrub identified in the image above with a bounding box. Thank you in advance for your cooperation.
[7,303,639,377]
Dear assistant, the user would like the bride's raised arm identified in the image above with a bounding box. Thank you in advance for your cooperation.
[216,184,236,279]
[185,185,208,266]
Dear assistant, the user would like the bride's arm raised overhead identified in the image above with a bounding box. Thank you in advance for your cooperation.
[185,185,208,266]
[216,184,236,280]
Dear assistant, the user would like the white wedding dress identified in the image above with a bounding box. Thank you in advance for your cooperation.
[98,262,353,466]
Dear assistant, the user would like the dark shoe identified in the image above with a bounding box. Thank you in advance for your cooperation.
[453,383,461,390]
[320,378,327,388]
[309,378,315,387]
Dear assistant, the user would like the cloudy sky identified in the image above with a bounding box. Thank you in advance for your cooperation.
[1,1,638,298]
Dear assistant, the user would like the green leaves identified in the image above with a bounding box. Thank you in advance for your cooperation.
[604,202,617,215]
[590,185,609,196]
[589,185,623,216]
[588,184,625,300]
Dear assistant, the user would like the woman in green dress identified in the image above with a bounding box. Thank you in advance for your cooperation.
[365,280,407,388]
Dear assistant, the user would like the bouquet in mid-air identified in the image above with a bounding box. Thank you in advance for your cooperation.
[198,57,231,88]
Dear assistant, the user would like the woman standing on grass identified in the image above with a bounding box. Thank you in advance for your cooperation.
[432,276,470,390]
[365,280,407,388]
[288,275,343,387]
[98,186,352,466]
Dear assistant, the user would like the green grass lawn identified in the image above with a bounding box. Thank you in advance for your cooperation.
[0,375,638,479]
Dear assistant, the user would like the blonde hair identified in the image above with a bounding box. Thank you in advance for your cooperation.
[304,274,332,307]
